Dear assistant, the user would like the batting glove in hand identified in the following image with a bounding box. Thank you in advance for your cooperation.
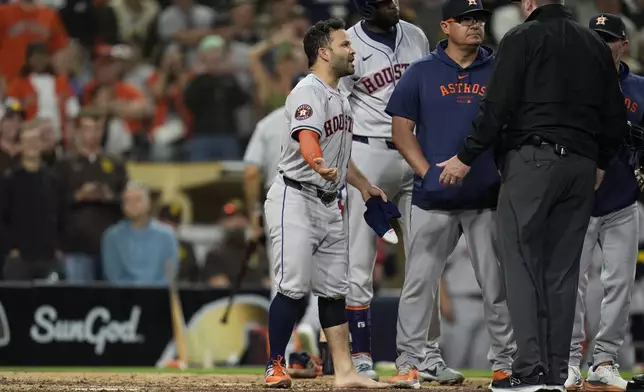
[636,167,644,193]
[363,197,401,244]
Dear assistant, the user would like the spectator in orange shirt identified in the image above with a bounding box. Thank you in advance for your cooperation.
[146,46,192,161]
[82,44,153,157]
[0,0,69,83]
[7,42,79,147]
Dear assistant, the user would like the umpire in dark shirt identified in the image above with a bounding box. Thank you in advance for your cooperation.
[436,0,628,390]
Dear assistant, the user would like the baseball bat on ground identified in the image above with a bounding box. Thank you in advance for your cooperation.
[166,261,189,369]
[319,329,335,375]
[220,239,259,324]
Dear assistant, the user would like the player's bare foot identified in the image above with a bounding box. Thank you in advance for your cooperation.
[334,371,388,389]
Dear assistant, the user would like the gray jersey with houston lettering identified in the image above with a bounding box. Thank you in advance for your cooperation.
[277,74,353,194]
[339,20,430,138]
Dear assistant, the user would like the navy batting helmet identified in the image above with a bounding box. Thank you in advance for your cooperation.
[353,0,379,19]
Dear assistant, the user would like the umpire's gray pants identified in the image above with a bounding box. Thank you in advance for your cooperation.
[395,207,516,371]
[570,202,639,367]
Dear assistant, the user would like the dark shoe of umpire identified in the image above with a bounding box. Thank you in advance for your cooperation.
[491,365,548,392]
[627,374,644,392]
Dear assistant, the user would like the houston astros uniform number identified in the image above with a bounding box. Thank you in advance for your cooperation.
[264,74,354,300]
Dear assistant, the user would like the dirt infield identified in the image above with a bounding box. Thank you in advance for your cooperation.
[0,372,492,392]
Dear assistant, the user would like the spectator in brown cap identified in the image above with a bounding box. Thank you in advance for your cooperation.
[158,202,199,283]
[55,108,128,282]
[0,99,26,173]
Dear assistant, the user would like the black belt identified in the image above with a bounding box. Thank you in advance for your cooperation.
[282,175,338,205]
[353,135,397,150]
[520,135,569,156]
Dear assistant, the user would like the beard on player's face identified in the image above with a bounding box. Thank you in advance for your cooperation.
[331,55,355,77]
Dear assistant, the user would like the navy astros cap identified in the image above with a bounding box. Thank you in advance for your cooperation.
[442,0,491,21]
[589,13,626,41]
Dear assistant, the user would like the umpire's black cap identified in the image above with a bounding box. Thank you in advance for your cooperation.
[442,0,491,21]
[589,13,627,41]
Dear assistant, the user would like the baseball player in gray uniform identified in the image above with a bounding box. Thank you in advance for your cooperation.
[243,74,322,373]
[263,18,387,389]
[338,0,462,383]
[565,14,644,392]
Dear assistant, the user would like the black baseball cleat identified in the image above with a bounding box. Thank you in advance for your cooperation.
[627,374,644,392]
[490,371,547,392]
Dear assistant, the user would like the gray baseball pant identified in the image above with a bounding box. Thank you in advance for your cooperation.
[569,202,639,367]
[396,207,516,371]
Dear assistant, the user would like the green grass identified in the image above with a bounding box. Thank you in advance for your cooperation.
[0,367,635,380]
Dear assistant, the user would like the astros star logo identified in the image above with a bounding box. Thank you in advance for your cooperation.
[596,15,607,25]
[468,0,477,5]
[294,104,313,121]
